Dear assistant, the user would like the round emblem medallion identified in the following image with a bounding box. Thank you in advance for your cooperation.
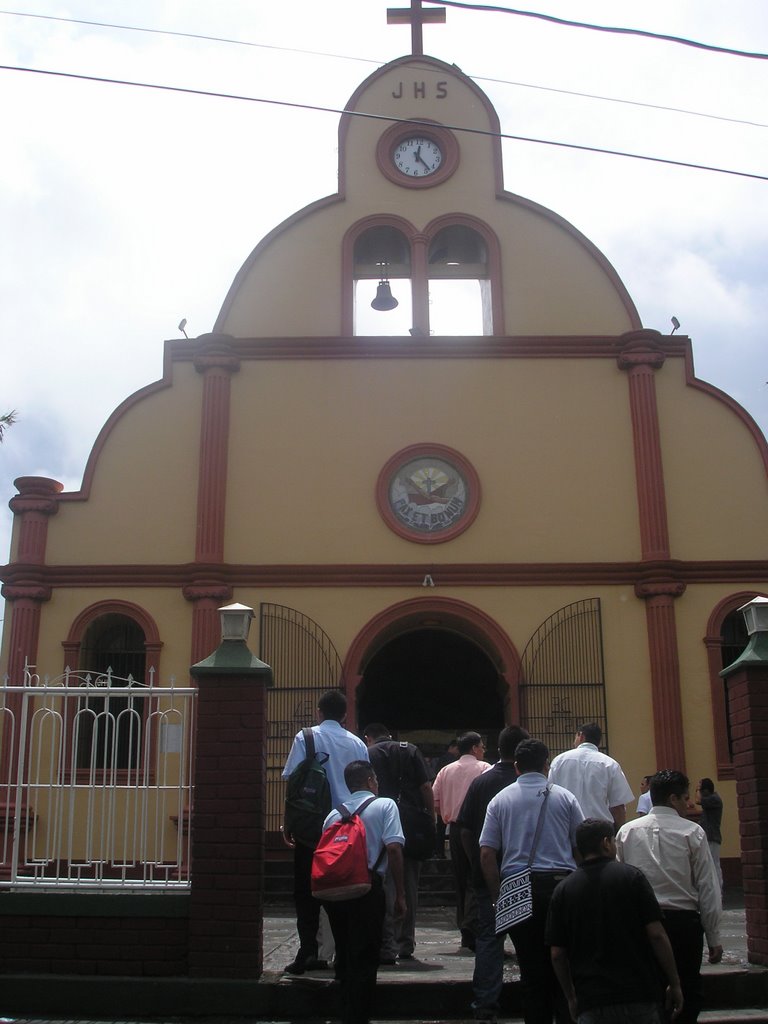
[376,445,480,543]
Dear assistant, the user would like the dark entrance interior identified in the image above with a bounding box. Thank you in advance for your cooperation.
[356,628,504,760]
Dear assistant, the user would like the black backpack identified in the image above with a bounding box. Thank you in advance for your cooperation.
[284,728,332,848]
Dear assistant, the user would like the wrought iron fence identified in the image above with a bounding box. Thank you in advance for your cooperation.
[0,664,195,891]
[519,598,608,757]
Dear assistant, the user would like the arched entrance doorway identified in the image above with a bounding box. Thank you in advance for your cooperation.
[343,597,521,761]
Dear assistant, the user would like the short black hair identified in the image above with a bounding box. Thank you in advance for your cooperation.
[498,725,530,759]
[363,722,391,741]
[514,738,549,774]
[318,690,347,722]
[578,722,602,745]
[650,769,689,806]
[699,777,715,794]
[344,759,375,792]
[576,818,615,858]
[458,731,483,755]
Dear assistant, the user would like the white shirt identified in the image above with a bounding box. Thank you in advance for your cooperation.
[547,743,634,822]
[637,791,652,815]
[615,805,721,947]
[282,719,369,806]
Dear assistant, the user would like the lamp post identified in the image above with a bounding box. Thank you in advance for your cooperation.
[720,594,768,967]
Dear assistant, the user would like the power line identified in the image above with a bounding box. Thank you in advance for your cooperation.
[1,62,765,183]
[439,2,768,60]
[1,9,764,130]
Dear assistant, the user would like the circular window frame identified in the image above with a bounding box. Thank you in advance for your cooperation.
[375,120,460,189]
[376,443,481,544]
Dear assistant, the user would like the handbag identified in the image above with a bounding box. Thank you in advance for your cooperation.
[494,786,550,933]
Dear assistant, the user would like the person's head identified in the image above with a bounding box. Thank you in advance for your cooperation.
[698,777,715,796]
[575,818,616,860]
[317,689,347,723]
[639,774,653,794]
[650,769,690,816]
[458,731,486,759]
[514,738,549,775]
[345,759,378,794]
[576,722,602,746]
[446,739,459,754]
[363,722,391,747]
[497,725,530,761]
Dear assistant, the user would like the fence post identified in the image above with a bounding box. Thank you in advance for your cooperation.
[188,615,273,978]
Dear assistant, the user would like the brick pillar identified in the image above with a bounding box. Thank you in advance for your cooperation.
[721,616,768,966]
[188,626,273,979]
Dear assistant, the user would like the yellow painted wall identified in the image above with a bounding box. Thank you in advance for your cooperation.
[224,355,641,563]
[44,365,201,565]
[219,59,635,337]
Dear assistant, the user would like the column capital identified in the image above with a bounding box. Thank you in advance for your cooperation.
[617,329,666,372]
[193,334,241,374]
[183,581,234,603]
[635,577,686,600]
[1,582,52,602]
[9,476,63,517]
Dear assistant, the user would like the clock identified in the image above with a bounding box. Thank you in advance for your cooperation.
[376,444,480,543]
[393,136,443,178]
[376,121,460,189]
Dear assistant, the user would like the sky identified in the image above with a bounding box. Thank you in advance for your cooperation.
[1,0,766,610]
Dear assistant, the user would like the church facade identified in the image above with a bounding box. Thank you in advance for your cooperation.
[2,45,766,871]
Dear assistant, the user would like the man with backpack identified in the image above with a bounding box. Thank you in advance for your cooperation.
[318,759,406,1024]
[363,722,435,963]
[281,690,369,974]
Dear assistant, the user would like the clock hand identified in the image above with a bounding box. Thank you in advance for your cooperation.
[417,153,431,169]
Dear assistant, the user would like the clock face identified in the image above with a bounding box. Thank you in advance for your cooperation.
[388,455,468,534]
[393,136,443,178]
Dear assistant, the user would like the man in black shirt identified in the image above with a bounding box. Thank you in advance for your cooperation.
[697,778,724,892]
[456,724,528,1021]
[547,818,683,1024]
[364,723,435,961]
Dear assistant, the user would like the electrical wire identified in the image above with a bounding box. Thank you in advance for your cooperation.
[439,2,768,60]
[1,9,765,129]
[1,63,765,182]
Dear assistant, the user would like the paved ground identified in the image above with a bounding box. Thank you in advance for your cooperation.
[1,891,764,1024]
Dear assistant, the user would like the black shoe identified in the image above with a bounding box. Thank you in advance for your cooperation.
[379,956,398,965]
[284,954,327,975]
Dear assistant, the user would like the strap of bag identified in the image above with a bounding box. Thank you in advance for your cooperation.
[303,727,329,765]
[526,786,551,869]
[336,796,386,873]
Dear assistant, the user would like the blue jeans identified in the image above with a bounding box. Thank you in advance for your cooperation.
[471,887,508,1013]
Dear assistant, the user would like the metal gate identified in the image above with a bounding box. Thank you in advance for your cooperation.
[519,598,608,758]
[259,604,344,833]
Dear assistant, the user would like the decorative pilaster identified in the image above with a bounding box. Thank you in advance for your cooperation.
[617,330,670,561]
[183,582,234,665]
[411,233,430,336]
[193,335,240,564]
[1,478,60,785]
[635,579,687,770]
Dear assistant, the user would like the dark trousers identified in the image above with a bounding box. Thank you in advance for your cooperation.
[509,872,572,1024]
[327,876,386,1024]
[661,909,704,1024]
[293,840,321,959]
[448,826,477,940]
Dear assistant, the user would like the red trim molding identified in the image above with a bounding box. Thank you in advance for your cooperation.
[342,596,522,727]
[638,582,687,771]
